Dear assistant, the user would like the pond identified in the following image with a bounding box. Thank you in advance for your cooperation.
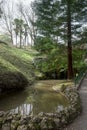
[0,80,69,115]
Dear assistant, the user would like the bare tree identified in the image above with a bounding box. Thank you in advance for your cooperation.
[17,1,36,46]
[1,0,15,45]
[0,0,3,17]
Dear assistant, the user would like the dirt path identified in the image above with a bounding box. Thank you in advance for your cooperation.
[64,75,87,130]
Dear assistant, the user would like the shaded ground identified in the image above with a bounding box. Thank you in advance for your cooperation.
[64,75,87,130]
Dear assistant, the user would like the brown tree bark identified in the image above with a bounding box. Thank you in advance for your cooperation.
[67,0,73,79]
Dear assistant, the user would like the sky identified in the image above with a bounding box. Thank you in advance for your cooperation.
[0,0,34,34]
[11,0,34,5]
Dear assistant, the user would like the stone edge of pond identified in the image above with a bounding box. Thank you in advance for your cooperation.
[0,87,81,130]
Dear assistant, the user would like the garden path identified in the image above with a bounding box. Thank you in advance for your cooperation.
[64,75,87,130]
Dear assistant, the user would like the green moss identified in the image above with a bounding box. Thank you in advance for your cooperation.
[0,71,28,91]
[0,45,36,80]
[0,57,18,72]
[0,44,36,91]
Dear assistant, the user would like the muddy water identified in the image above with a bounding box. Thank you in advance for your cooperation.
[0,80,69,115]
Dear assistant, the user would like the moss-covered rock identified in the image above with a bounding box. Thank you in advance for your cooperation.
[0,71,28,92]
[11,120,20,130]
[0,44,37,93]
[17,125,29,130]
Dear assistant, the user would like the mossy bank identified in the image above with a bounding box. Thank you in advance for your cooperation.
[0,43,36,92]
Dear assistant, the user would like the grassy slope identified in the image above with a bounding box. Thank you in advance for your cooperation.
[0,44,36,90]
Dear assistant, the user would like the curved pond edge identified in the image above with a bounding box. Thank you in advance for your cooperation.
[0,87,81,130]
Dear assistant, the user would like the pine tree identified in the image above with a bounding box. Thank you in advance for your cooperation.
[32,0,87,79]
[32,0,60,41]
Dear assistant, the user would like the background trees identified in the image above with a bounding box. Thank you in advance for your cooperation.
[14,18,29,48]
[0,0,35,47]
[1,0,15,44]
[17,1,36,46]
[0,0,3,17]
[0,0,87,79]
[32,0,87,79]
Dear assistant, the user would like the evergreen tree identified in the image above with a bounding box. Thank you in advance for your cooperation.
[32,0,87,79]
[32,0,60,43]
[14,19,24,48]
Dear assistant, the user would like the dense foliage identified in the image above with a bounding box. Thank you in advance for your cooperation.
[32,0,87,79]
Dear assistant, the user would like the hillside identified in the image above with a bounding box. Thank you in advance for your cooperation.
[0,43,36,92]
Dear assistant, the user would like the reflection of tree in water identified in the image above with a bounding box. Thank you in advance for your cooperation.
[0,90,29,111]
[2,122,11,130]
[0,81,69,116]
[11,104,33,115]
[32,89,68,115]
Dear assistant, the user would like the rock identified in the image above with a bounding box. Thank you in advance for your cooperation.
[38,112,45,117]
[19,115,31,125]
[0,118,3,124]
[17,125,28,130]
[19,119,28,125]
[47,119,55,130]
[32,116,42,123]
[40,117,56,130]
[6,116,13,122]
[0,111,4,117]
[28,123,35,130]
[57,105,64,113]
[14,115,21,121]
[11,120,19,130]
[40,117,48,129]
[46,113,54,118]
[0,118,3,129]
[61,116,66,124]
[21,115,32,121]
[54,118,60,126]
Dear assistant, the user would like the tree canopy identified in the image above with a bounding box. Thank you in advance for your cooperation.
[32,0,87,79]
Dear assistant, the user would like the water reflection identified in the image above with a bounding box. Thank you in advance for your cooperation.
[0,90,29,111]
[10,104,33,115]
[0,80,69,115]
[2,123,11,130]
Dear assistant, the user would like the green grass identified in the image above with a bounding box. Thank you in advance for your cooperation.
[0,44,36,91]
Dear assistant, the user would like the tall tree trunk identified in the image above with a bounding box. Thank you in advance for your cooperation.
[67,0,73,79]
[25,35,27,46]
[10,32,13,45]
[20,31,22,48]
[16,34,17,47]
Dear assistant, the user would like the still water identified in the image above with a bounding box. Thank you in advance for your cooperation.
[0,80,69,115]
